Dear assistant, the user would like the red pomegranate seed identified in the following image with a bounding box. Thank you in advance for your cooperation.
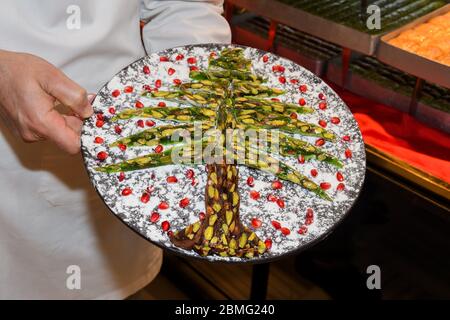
[161,220,170,231]
[290,79,299,84]
[168,68,175,76]
[280,227,290,236]
[166,176,178,183]
[135,101,144,109]
[271,98,280,102]
[278,76,286,84]
[189,66,198,71]
[311,169,318,177]
[345,149,353,159]
[271,220,281,230]
[305,217,313,225]
[167,231,173,237]
[262,55,269,63]
[250,190,260,200]
[331,117,340,124]
[97,151,108,161]
[95,120,104,128]
[121,187,132,196]
[124,86,133,93]
[318,120,327,128]
[298,226,308,235]
[147,185,155,193]
[298,98,306,106]
[277,199,285,208]
[315,138,325,147]
[299,84,307,93]
[143,65,150,74]
[114,125,122,134]
[173,79,182,85]
[158,101,166,107]
[306,208,314,219]
[272,180,283,190]
[118,172,125,182]
[272,65,285,73]
[118,143,127,151]
[175,54,184,61]
[150,212,160,223]
[251,218,262,228]
[336,172,344,182]
[320,182,331,190]
[158,202,169,210]
[186,169,195,179]
[143,84,152,92]
[187,57,197,64]
[179,198,190,208]
[210,52,217,58]
[319,102,327,110]
[108,107,116,114]
[154,145,163,153]
[337,183,345,191]
[298,155,305,164]
[141,193,150,203]
[342,135,351,142]
[246,176,255,187]
[159,56,169,62]
[111,89,120,97]
[191,178,198,186]
[318,93,325,100]
[94,136,104,144]
[146,120,156,127]
[290,112,298,120]
[155,79,162,88]
[96,113,104,121]
[267,194,277,202]
[265,239,273,250]
[199,212,206,220]
[137,120,144,128]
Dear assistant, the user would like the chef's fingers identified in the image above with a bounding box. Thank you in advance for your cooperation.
[62,114,83,135]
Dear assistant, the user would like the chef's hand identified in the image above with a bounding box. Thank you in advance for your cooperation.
[0,50,94,154]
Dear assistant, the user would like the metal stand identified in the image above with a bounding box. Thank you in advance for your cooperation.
[250,263,270,300]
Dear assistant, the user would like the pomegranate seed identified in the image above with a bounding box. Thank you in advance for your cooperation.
[306,208,314,219]
[265,239,273,250]
[337,183,345,191]
[94,136,104,144]
[342,135,351,142]
[95,120,104,128]
[179,198,190,208]
[96,113,104,121]
[320,182,331,190]
[111,89,120,97]
[154,145,163,153]
[186,169,195,179]
[290,79,299,84]
[191,178,198,186]
[272,180,283,190]
[150,212,160,223]
[189,66,198,71]
[272,65,285,73]
[143,84,152,92]
[124,86,133,93]
[318,93,325,100]
[315,138,325,147]
[319,102,327,110]
[118,172,125,182]
[271,220,281,230]
[318,120,327,128]
[278,76,286,84]
[168,68,175,76]
[141,193,150,203]
[135,101,144,109]
[161,220,170,231]
[166,176,178,183]
[331,117,340,124]
[276,199,285,208]
[250,190,260,200]
[173,78,182,85]
[97,151,108,161]
[246,176,255,187]
[155,79,162,88]
[262,55,269,63]
[305,217,313,225]
[311,169,318,177]
[187,57,197,64]
[167,231,173,237]
[298,155,305,164]
[121,187,132,196]
[199,212,206,220]
[108,107,116,114]
[336,172,344,182]
[137,120,144,128]
[251,218,262,228]
[158,202,169,210]
[146,185,155,193]
[143,65,150,74]
[280,227,290,236]
[146,120,156,127]
[298,226,308,235]
[114,125,122,134]
[175,54,184,61]
[209,52,217,58]
[290,112,298,120]
[271,98,280,102]
[345,149,353,159]
[298,98,306,106]
[118,143,127,151]
[299,85,307,93]
[158,101,166,107]
[159,56,169,62]
[267,194,277,202]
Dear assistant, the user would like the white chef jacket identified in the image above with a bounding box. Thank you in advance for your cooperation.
[0,0,230,299]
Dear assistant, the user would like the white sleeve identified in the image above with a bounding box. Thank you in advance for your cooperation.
[140,0,232,53]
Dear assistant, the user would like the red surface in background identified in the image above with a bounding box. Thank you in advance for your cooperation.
[332,86,450,184]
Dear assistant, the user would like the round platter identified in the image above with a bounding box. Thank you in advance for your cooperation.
[81,44,366,263]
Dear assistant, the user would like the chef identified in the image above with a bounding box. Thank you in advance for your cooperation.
[0,0,230,299]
